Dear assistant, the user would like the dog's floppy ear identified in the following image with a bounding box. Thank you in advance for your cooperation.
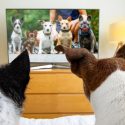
[79,15,83,21]
[55,45,94,62]
[115,44,125,59]
[87,15,91,21]
[12,16,16,22]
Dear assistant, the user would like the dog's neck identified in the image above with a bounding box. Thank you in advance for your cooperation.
[90,70,125,125]
[61,29,70,33]
[14,29,22,35]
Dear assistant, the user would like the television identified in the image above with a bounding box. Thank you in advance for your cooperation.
[6,9,99,67]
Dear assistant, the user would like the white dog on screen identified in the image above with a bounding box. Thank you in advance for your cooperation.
[11,16,24,53]
[37,21,58,54]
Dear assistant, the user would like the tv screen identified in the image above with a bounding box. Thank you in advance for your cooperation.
[6,9,99,64]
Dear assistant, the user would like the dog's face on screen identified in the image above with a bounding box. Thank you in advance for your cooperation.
[0,50,30,125]
[12,16,24,33]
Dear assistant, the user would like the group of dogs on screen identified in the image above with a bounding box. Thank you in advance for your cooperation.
[10,14,97,54]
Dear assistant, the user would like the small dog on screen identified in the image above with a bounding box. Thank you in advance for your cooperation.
[37,21,56,54]
[0,50,30,125]
[78,15,96,53]
[11,16,24,54]
[58,18,72,50]
[55,45,125,125]
[23,30,39,54]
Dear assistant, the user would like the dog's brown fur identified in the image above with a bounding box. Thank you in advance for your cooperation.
[58,19,72,49]
[55,45,125,99]
[23,31,39,53]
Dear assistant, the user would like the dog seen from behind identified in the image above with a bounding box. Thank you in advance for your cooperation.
[55,45,125,125]
[0,50,30,125]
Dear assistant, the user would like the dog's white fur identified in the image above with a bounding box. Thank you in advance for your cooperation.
[37,21,57,54]
[91,70,125,125]
[11,19,23,53]
[0,91,20,125]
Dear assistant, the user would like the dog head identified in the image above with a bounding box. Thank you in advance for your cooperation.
[40,21,52,35]
[0,50,30,108]
[26,30,37,43]
[55,45,125,99]
[79,15,91,32]
[60,19,70,32]
[12,16,24,33]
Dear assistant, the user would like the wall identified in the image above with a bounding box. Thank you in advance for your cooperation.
[0,0,125,64]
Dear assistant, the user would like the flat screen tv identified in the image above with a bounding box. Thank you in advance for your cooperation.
[6,9,99,66]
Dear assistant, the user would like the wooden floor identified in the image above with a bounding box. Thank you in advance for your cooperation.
[23,69,93,118]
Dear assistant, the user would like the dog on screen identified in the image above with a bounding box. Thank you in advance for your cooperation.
[23,30,39,54]
[78,15,97,53]
[11,16,24,54]
[58,17,72,50]
[37,21,57,54]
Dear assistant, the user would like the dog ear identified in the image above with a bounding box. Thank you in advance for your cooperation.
[115,44,125,59]
[67,16,72,22]
[79,15,83,21]
[55,45,65,53]
[12,16,16,22]
[40,20,45,25]
[55,45,94,62]
[87,15,92,21]
[37,20,45,25]
[58,15,63,21]
[0,50,30,107]
[7,50,30,91]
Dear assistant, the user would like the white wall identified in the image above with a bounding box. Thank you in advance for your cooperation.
[0,0,125,64]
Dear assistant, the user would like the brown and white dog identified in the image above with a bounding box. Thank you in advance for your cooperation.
[55,45,125,125]
[58,19,72,49]
[23,31,39,54]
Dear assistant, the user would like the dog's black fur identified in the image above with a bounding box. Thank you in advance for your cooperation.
[0,50,30,107]
[78,15,97,53]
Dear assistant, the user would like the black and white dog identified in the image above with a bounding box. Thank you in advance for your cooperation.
[78,15,96,53]
[0,50,30,125]
[11,17,24,53]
